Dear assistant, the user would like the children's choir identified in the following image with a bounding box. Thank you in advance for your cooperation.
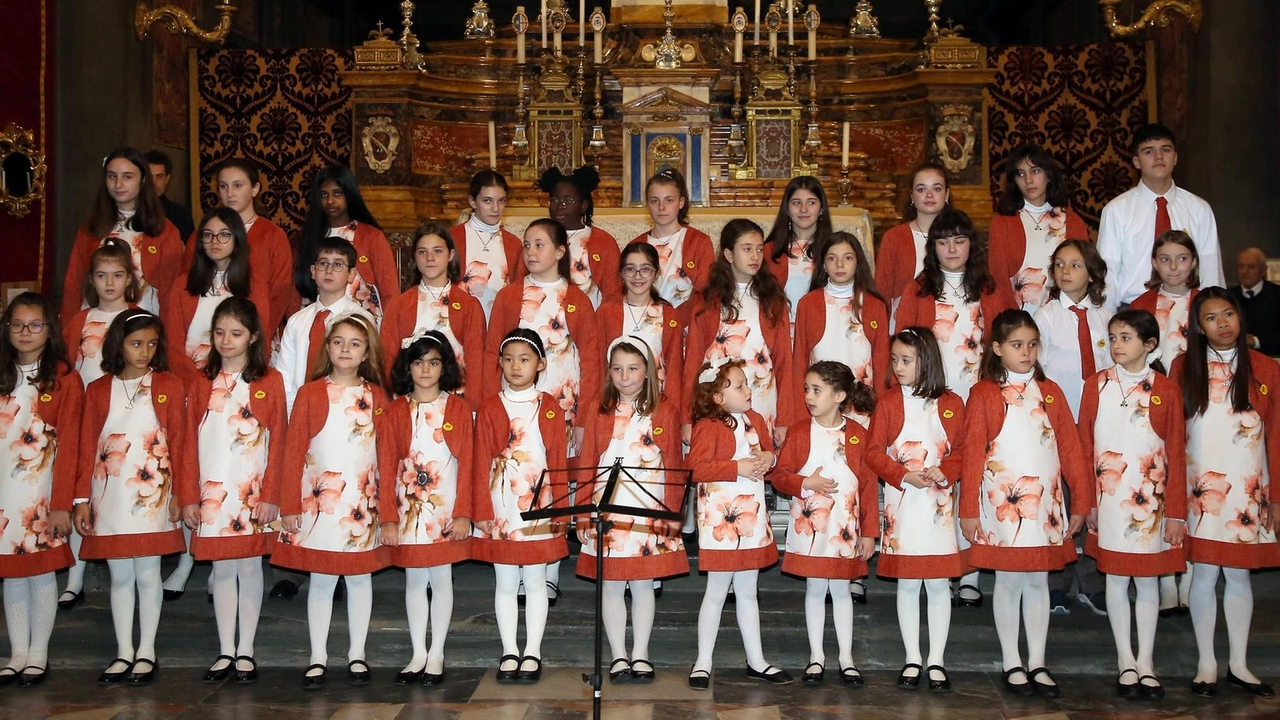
[7,129,1277,701]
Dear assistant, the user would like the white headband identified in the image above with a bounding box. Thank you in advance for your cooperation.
[401,327,444,350]
[607,335,655,365]
[500,334,545,359]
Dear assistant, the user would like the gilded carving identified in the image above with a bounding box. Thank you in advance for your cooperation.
[361,116,401,173]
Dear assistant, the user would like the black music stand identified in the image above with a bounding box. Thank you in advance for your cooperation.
[521,459,690,720]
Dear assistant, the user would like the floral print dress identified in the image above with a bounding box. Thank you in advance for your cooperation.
[1011,207,1069,312]
[519,278,584,427]
[108,211,160,315]
[567,227,603,309]
[934,276,983,401]
[1152,289,1191,364]
[392,395,468,566]
[650,228,694,309]
[463,222,511,319]
[781,238,815,321]
[73,307,126,387]
[182,274,230,372]
[412,283,468,379]
[329,222,386,326]
[812,285,875,424]
[694,412,776,571]
[701,287,780,432]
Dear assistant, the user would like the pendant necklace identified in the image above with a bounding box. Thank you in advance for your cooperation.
[1118,371,1150,407]
[625,302,650,333]
[1026,208,1051,232]
[123,371,152,409]
[220,371,241,399]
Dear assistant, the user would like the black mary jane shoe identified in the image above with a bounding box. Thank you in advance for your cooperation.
[1028,667,1060,699]
[954,584,984,608]
[234,656,258,684]
[516,656,543,683]
[126,658,158,685]
[1227,670,1276,697]
[17,666,47,688]
[97,659,133,684]
[896,663,922,690]
[802,662,824,684]
[0,667,19,688]
[687,668,711,690]
[302,664,326,690]
[850,580,868,605]
[269,580,299,600]
[395,668,424,686]
[609,658,631,684]
[495,654,521,684]
[347,660,371,685]
[57,590,84,611]
[202,655,236,683]
[162,589,184,602]
[1001,666,1035,698]
[1116,668,1140,699]
[840,666,864,687]
[746,664,794,684]
[1190,680,1217,697]
[420,670,444,686]
[926,665,951,693]
[1139,675,1165,700]
[630,659,655,684]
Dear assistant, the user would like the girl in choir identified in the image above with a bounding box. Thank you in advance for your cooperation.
[875,162,949,324]
[450,170,523,319]
[598,242,683,407]
[380,221,485,408]
[61,147,184,319]
[771,361,878,686]
[59,240,140,610]
[73,309,198,685]
[164,208,268,383]
[207,159,292,334]
[188,297,286,684]
[958,309,1090,699]
[576,337,687,684]
[0,293,82,687]
[1078,309,1185,699]
[1172,288,1280,698]
[632,169,715,322]
[1130,230,1201,366]
[764,175,835,316]
[538,166,621,308]
[1032,239,1113,418]
[989,144,1090,313]
[866,327,966,693]
[684,219,791,446]
[686,359,790,688]
[378,330,473,686]
[293,164,398,326]
[791,231,889,424]
[471,329,570,684]
[274,314,389,689]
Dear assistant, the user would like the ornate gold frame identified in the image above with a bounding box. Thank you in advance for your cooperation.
[0,123,47,218]
[135,2,237,44]
[1098,0,1202,38]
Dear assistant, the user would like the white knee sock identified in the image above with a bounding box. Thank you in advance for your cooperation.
[1222,566,1257,682]
[520,564,549,658]
[992,570,1026,671]
[630,580,656,662]
[494,564,521,657]
[425,564,453,674]
[804,578,828,665]
[1188,561,1220,682]
[210,560,239,658]
[897,579,923,666]
[64,532,86,595]
[404,567,430,672]
[3,578,31,670]
[694,571,732,673]
[924,578,952,667]
[732,570,768,671]
[134,556,163,660]
[1133,576,1158,676]
[1021,572,1050,671]
[25,573,56,669]
[307,573,339,666]
[829,579,854,668]
[1106,574,1135,671]
[235,558,263,659]
[344,574,373,662]
[162,527,195,592]
[106,558,138,662]
[602,580,628,661]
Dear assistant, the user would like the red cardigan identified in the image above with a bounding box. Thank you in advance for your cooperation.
[577,402,684,508]
[987,208,1090,291]
[470,391,571,523]
[684,295,792,428]
[631,226,716,325]
[872,223,919,305]
[576,226,623,302]
[186,368,289,509]
[61,221,184,320]
[31,367,86,513]
[1129,287,1199,315]
[450,223,524,287]
[595,299,685,414]
[789,288,891,425]
[161,274,272,385]
[893,277,1017,332]
[378,283,487,410]
[687,409,774,484]
[376,393,475,523]
[770,417,880,539]
[864,388,966,489]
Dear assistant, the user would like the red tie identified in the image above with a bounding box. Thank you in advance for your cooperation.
[1154,195,1171,242]
[306,309,332,380]
[1069,305,1096,380]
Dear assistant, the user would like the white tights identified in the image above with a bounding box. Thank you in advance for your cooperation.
[694,570,770,674]
[804,578,853,668]
[602,579,655,663]
[209,558,263,667]
[1105,574,1158,675]
[896,578,952,669]
[1189,562,1258,683]
[992,570,1051,678]
[1158,561,1193,610]
[63,532,86,595]
[162,526,195,593]
[2,573,58,670]
[307,573,372,667]
[105,556,163,666]
[494,563,548,660]
[404,565,453,674]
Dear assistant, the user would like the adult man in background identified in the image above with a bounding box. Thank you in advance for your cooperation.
[146,149,195,243]
[1229,247,1280,355]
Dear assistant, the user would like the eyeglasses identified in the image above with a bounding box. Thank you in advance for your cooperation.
[548,196,580,207]
[200,230,235,244]
[621,265,656,279]
[8,321,47,334]
[313,260,350,273]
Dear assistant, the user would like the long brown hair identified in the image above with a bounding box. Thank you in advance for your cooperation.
[1047,239,1107,306]
[310,314,385,389]
[808,231,883,321]
[690,359,746,429]
[86,147,166,238]
[891,327,948,399]
[618,241,668,306]
[203,297,270,384]
[701,218,788,324]
[1146,230,1201,290]
[916,207,996,303]
[765,175,833,263]
[1182,287,1252,417]
[979,309,1046,384]
[805,360,875,416]
[599,338,661,416]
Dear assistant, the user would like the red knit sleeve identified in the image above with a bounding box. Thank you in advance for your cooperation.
[375,398,409,522]
[894,282,925,330]
[280,382,324,515]
[1065,209,1091,242]
[503,229,524,285]
[575,408,605,507]
[147,222,186,310]
[482,285,522,399]
[161,280,199,385]
[747,410,774,454]
[849,421,881,538]
[62,310,86,363]
[255,220,293,334]
[1129,290,1159,314]
[61,231,96,320]
[452,284,487,411]
[450,224,469,268]
[48,370,85,512]
[862,293,892,390]
[470,398,505,523]
[1042,379,1091,516]
[1076,373,1101,505]
[987,215,1022,290]
[566,286,601,429]
[959,381,1000,519]
[378,288,414,376]
[682,299,716,426]
[766,310,792,432]
[256,369,289,508]
[589,227,622,302]
[358,225,402,307]
[156,373,199,507]
[983,282,1018,320]
[1253,353,1280,502]
[688,420,738,482]
[788,293,821,426]
[538,392,571,508]
[768,419,810,497]
[445,393,476,521]
[874,224,914,303]
[653,404,686,511]
[661,305,684,413]
[938,392,965,483]
[865,391,907,488]
[685,228,715,298]
[1151,373,1187,521]
[76,378,111,500]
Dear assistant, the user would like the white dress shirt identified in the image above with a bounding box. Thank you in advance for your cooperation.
[1033,295,1115,420]
[272,295,373,414]
[1097,180,1223,309]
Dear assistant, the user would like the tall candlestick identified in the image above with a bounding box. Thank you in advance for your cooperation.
[787,0,794,45]
[579,0,585,46]
[540,0,548,48]
[734,29,743,63]
[516,6,526,64]
[841,121,850,167]
[754,0,761,44]
[489,121,498,168]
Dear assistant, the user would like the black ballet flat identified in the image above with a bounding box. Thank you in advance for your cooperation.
[516,655,542,683]
[1001,666,1035,697]
[202,655,236,683]
[746,664,793,684]
[347,659,371,685]
[609,658,631,683]
[162,589,184,602]
[1190,680,1217,697]
[495,654,521,684]
[1158,607,1177,619]
[0,667,18,688]
[1028,667,1060,699]
[850,580,867,605]
[57,590,84,610]
[630,659,655,684]
[839,666,864,687]
[302,663,326,690]
[233,656,258,684]
[687,667,710,690]
[1139,674,1164,700]
[1116,668,1140,699]
[802,662,824,684]
[420,670,444,686]
[395,668,423,685]
[955,584,984,608]
[1227,670,1276,697]
[16,666,47,688]
[97,658,132,684]
[897,662,922,690]
[926,665,951,693]
[126,658,157,685]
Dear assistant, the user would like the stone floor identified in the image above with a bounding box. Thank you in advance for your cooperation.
[5,548,1280,719]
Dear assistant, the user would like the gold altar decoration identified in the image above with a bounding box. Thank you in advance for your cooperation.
[465,0,496,40]
[1099,0,1202,38]
[134,1,236,44]
[849,1,880,38]
[926,32,986,69]
[353,25,405,70]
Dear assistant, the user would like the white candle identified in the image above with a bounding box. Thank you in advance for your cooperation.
[540,0,548,48]
[769,27,777,56]
[516,6,526,64]
[579,0,585,46]
[807,5,816,61]
[841,121,850,167]
[489,121,497,168]
[593,9,603,64]
[734,29,743,63]
[787,0,794,46]
[754,0,761,45]
[554,29,562,54]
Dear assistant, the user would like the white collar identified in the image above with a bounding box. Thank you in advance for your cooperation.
[1023,200,1052,213]
[826,281,854,299]
[1244,281,1265,296]
[1007,369,1035,383]
[502,385,540,402]
[467,216,501,234]
[1137,179,1177,202]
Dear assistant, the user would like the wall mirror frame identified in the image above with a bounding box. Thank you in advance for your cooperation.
[0,123,47,218]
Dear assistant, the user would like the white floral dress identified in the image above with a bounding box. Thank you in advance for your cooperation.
[812,285,875,390]
[617,302,669,393]
[90,374,177,538]
[107,211,160,315]
[74,307,126,387]
[396,395,461,549]
[518,278,584,426]
[701,287,779,432]
[0,365,67,567]
[782,238,815,321]
[411,283,468,375]
[881,390,959,562]
[1012,207,1069,313]
[484,390,557,548]
[650,228,693,309]
[1152,289,1191,364]
[195,373,272,547]
[567,227,603,309]
[183,273,230,371]
[934,279,983,401]
[463,221,510,319]
[329,223,385,326]
[783,420,866,575]
[696,413,774,560]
